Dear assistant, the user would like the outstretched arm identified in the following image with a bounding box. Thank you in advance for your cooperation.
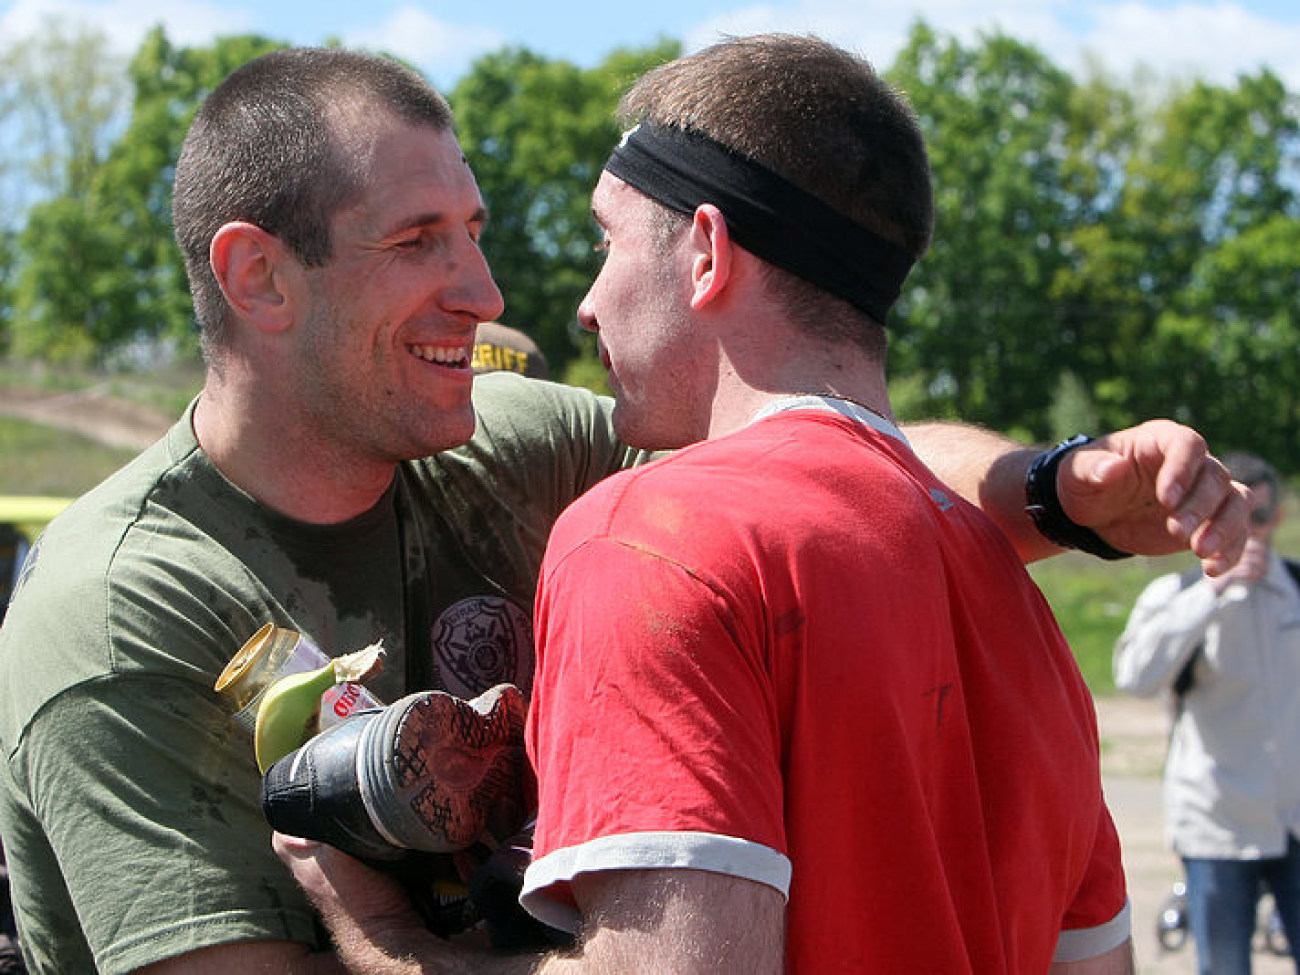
[904,419,1248,574]
[273,834,785,975]
[137,940,346,974]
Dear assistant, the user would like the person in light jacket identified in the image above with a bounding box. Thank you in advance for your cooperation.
[1116,450,1300,975]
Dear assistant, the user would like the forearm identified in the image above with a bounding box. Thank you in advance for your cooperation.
[320,875,784,975]
[273,835,567,975]
[294,877,556,974]
[906,419,1249,572]
[322,922,551,975]
[277,834,783,975]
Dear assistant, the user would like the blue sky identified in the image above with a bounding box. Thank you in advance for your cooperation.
[3,0,1300,90]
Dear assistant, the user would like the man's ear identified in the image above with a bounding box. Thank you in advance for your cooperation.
[210,222,297,333]
[688,203,732,310]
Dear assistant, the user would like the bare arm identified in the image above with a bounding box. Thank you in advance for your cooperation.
[559,868,784,975]
[273,833,785,975]
[904,419,1248,574]
[137,940,347,974]
[1049,939,1135,975]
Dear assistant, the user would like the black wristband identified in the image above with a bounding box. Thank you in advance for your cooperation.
[1025,435,1133,560]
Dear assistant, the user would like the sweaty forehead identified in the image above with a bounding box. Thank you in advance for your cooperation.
[590,172,641,226]
[379,125,477,190]
[327,123,485,238]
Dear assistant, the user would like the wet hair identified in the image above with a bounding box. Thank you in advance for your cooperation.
[173,48,453,357]
[618,34,933,351]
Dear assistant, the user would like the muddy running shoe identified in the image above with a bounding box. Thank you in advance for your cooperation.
[262,683,532,860]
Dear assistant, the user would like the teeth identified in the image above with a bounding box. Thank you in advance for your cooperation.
[409,344,468,367]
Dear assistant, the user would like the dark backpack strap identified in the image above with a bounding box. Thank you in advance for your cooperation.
[1172,647,1200,698]
[1285,558,1300,593]
[1173,559,1299,702]
[1172,567,1206,700]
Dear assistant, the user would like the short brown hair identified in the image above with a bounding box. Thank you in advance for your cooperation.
[173,48,454,358]
[619,34,933,347]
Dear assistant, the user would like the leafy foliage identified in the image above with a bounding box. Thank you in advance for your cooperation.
[0,20,1297,470]
[0,18,127,204]
[7,29,287,364]
[889,27,1080,432]
[450,41,679,373]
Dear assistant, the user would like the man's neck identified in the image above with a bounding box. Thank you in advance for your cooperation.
[705,354,891,441]
[193,383,397,525]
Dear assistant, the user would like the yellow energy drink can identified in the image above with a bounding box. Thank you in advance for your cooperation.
[215,622,382,732]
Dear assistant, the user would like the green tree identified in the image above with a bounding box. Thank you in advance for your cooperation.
[1044,69,1150,429]
[450,41,679,374]
[11,28,285,363]
[0,17,127,203]
[0,228,15,352]
[1153,215,1300,464]
[1047,370,1102,442]
[1125,70,1298,426]
[96,29,288,353]
[1050,68,1300,465]
[887,24,1080,434]
[11,197,133,360]
[1,18,127,358]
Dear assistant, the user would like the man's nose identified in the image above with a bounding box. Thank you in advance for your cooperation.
[576,291,598,334]
[448,236,504,323]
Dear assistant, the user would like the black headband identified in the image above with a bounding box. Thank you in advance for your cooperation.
[604,121,915,325]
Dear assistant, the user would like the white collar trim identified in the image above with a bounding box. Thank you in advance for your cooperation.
[751,395,908,446]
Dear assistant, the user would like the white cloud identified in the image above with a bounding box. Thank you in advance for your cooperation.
[0,0,507,86]
[682,0,1077,65]
[679,0,1300,89]
[3,0,1295,92]
[340,6,507,85]
[1,0,255,53]
[1080,2,1300,88]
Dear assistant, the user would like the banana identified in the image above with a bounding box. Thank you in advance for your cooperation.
[253,641,385,773]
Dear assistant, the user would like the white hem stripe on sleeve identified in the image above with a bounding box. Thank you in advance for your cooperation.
[1053,899,1132,963]
[520,831,792,934]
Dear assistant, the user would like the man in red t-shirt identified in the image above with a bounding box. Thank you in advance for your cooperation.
[515,35,1134,972]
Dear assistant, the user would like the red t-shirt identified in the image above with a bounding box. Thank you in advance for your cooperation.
[521,408,1128,972]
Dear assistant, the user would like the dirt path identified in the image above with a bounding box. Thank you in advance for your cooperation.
[0,385,172,452]
[1098,695,1293,973]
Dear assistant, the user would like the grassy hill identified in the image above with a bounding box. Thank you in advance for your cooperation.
[0,416,140,497]
[1030,551,1190,695]
[0,359,198,495]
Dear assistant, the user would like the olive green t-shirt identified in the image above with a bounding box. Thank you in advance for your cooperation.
[0,372,641,973]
